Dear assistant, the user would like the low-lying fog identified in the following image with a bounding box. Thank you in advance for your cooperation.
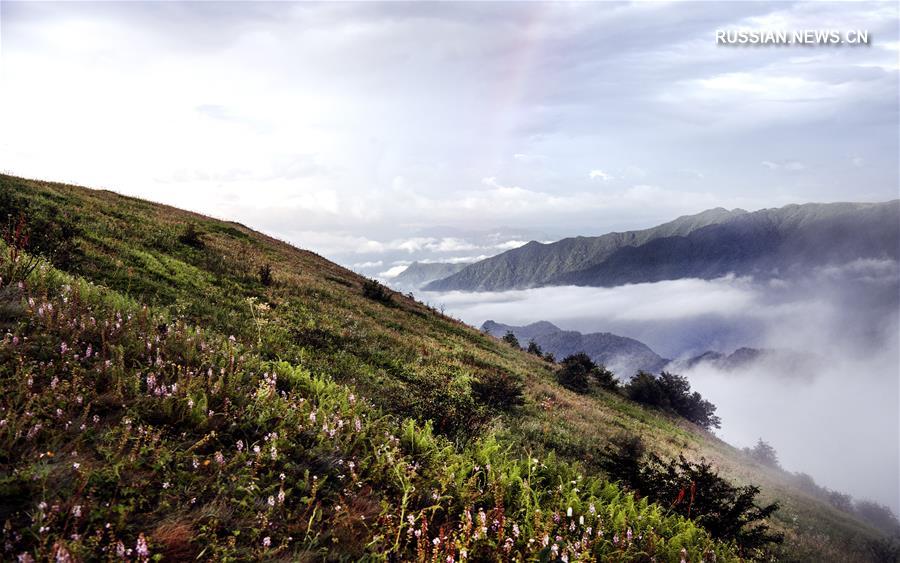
[421,259,900,513]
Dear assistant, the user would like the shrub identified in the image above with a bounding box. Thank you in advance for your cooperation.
[828,491,854,512]
[744,438,780,468]
[625,371,720,429]
[361,278,392,304]
[501,330,520,348]
[601,434,783,554]
[867,537,900,563]
[592,364,618,390]
[0,187,81,271]
[855,500,900,536]
[557,353,619,393]
[258,263,274,286]
[1,214,39,286]
[471,370,525,410]
[178,222,205,248]
[600,433,646,488]
[526,340,543,356]
[557,353,594,392]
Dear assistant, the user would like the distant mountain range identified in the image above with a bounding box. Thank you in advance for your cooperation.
[388,261,466,291]
[482,320,669,377]
[426,201,900,291]
[669,347,822,378]
[483,320,820,380]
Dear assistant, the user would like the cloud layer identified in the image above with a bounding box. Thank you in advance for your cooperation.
[425,262,900,512]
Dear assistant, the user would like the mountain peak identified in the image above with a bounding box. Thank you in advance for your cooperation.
[426,200,899,291]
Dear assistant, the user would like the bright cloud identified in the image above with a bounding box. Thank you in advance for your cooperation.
[589,169,614,181]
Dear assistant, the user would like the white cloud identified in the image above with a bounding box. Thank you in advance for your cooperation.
[589,169,614,181]
[761,160,805,171]
[425,276,759,328]
[378,265,410,279]
[495,240,529,250]
[351,260,383,268]
[513,153,546,164]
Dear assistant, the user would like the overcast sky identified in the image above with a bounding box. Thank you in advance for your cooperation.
[2,1,898,274]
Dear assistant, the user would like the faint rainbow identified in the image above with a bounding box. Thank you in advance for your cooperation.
[484,2,552,170]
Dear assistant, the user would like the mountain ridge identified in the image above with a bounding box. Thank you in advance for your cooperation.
[387,260,467,290]
[482,320,669,377]
[425,201,900,291]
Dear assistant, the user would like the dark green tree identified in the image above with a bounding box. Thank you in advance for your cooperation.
[501,330,521,348]
[744,439,779,468]
[557,353,619,392]
[557,352,594,392]
[625,371,720,429]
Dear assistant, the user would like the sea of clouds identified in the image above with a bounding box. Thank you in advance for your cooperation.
[423,259,900,512]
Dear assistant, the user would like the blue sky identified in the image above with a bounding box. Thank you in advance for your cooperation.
[2,1,898,276]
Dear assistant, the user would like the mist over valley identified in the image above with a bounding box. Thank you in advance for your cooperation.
[418,252,900,514]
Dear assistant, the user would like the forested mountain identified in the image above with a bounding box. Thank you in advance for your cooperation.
[426,201,900,291]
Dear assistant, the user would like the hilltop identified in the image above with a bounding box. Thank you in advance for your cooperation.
[0,174,894,561]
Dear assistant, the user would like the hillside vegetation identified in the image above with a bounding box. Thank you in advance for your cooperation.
[0,174,892,561]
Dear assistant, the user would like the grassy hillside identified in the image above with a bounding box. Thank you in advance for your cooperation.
[0,174,891,561]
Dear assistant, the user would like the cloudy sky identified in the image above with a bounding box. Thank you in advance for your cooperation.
[2,1,898,275]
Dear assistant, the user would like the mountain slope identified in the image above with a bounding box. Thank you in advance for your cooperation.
[482,320,669,377]
[426,201,900,291]
[425,208,746,291]
[0,174,891,561]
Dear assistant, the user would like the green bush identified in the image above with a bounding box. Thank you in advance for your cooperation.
[258,262,274,286]
[501,330,520,348]
[602,435,783,555]
[177,222,204,248]
[0,186,81,271]
[743,438,780,468]
[625,371,720,429]
[362,278,392,304]
[471,370,525,410]
[557,352,619,393]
